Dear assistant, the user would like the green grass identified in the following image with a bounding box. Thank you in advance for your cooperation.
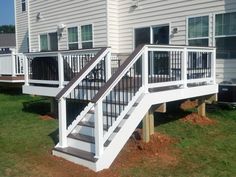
[0,91,236,177]
[0,91,58,177]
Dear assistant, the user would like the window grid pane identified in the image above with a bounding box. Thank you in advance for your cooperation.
[188,16,209,38]
[68,27,78,43]
[216,12,236,36]
[40,34,48,51]
[81,25,92,41]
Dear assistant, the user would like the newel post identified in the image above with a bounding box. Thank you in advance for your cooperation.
[94,100,104,158]
[58,97,68,148]
[11,52,16,77]
[24,55,29,86]
[105,49,111,81]
[58,52,64,88]
[182,47,188,88]
[211,48,216,85]
[142,47,149,92]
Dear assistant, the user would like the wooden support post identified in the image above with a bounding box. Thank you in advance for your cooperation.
[198,98,206,117]
[149,109,154,136]
[143,113,150,143]
[154,103,166,113]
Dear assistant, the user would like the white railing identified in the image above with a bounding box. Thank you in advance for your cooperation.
[0,52,24,76]
[24,48,101,87]
[90,44,216,158]
[54,44,216,157]
[56,47,111,148]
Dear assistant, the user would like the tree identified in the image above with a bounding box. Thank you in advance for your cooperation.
[0,25,15,33]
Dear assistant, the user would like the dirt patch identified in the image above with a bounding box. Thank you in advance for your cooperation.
[182,112,216,125]
[180,100,197,110]
[24,131,178,177]
[39,114,55,121]
[112,130,178,169]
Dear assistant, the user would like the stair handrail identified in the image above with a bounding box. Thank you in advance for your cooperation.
[91,44,146,104]
[56,47,111,100]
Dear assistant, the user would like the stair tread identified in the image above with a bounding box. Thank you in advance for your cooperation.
[78,121,110,130]
[68,133,95,144]
[88,110,119,117]
[103,100,128,105]
[53,146,97,162]
[78,85,100,90]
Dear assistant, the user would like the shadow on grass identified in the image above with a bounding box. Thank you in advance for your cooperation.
[49,128,59,145]
[22,99,51,115]
[153,101,191,126]
[0,86,22,95]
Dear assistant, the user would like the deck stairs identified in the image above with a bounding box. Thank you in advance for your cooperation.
[52,45,218,171]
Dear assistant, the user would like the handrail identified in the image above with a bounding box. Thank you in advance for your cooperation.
[91,44,145,103]
[56,47,110,100]
[24,47,102,56]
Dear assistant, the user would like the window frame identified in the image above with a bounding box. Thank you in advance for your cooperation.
[214,11,236,59]
[21,0,26,12]
[39,32,58,52]
[186,15,210,47]
[80,24,94,49]
[67,26,79,50]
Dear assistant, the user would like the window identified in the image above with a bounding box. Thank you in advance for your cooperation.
[81,25,93,49]
[22,0,26,12]
[188,16,209,47]
[40,32,58,52]
[40,34,48,51]
[215,12,236,59]
[68,27,78,50]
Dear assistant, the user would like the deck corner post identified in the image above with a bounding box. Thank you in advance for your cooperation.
[11,52,16,77]
[182,47,188,88]
[24,55,29,86]
[105,49,112,81]
[58,97,67,148]
[94,100,104,158]
[142,46,149,93]
[198,98,206,117]
[211,48,216,85]
[58,52,64,88]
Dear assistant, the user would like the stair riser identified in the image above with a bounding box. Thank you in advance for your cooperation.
[73,125,96,137]
[68,137,95,153]
[82,116,117,126]
[52,150,97,171]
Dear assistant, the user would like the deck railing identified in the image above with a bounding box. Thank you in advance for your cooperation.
[0,52,24,76]
[24,48,103,87]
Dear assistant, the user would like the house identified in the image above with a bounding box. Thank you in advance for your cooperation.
[0,33,24,83]
[0,33,16,54]
[14,0,236,171]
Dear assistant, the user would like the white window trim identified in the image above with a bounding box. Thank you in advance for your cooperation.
[39,32,58,51]
[186,14,211,46]
[132,23,171,50]
[66,23,94,50]
[67,26,79,50]
[80,24,94,49]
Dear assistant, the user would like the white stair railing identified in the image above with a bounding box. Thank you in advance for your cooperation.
[56,47,112,148]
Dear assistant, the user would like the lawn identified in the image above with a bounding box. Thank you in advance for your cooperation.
[0,90,236,177]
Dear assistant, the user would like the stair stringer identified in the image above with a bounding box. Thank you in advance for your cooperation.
[95,84,219,171]
[95,93,152,171]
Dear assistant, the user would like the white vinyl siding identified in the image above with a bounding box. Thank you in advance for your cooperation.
[15,0,29,53]
[29,0,107,51]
